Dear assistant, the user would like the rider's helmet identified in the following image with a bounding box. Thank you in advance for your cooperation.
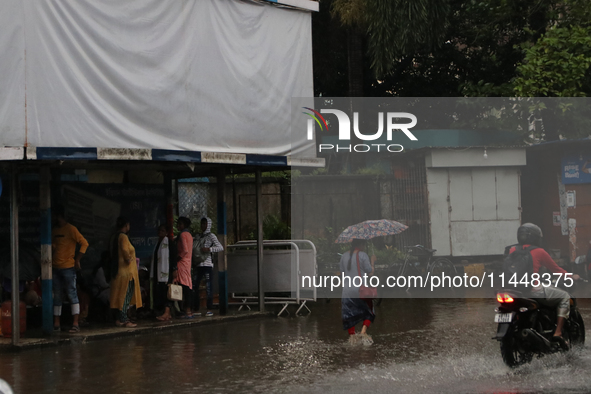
[517,223,543,246]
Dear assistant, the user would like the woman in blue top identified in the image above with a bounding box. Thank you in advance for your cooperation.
[339,239,376,343]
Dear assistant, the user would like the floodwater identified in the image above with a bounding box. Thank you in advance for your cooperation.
[1,298,591,393]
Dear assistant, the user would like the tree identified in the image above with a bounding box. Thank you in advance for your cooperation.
[315,0,591,98]
[373,0,563,97]
[326,0,450,96]
[514,26,591,97]
[511,1,591,140]
[363,0,449,78]
[312,0,591,144]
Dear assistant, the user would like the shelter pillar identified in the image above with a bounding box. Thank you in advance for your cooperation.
[39,167,53,335]
[216,169,228,315]
[10,166,20,345]
[256,170,264,312]
[164,174,174,240]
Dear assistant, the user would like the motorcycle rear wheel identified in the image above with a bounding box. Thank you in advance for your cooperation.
[500,335,533,368]
[569,309,585,349]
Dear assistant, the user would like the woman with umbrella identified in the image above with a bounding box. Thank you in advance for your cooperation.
[339,238,376,345]
[336,220,408,344]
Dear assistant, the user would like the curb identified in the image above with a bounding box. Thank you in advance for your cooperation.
[0,311,272,352]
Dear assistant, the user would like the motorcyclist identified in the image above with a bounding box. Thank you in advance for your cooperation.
[509,223,580,347]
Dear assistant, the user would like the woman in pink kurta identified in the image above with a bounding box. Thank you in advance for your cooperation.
[157,216,194,320]
[176,222,193,290]
[175,217,194,317]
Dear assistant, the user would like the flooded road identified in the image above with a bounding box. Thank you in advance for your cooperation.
[1,298,591,393]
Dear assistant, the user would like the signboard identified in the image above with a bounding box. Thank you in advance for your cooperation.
[566,191,576,208]
[562,156,591,184]
[553,211,561,226]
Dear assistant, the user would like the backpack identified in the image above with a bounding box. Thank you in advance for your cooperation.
[503,244,538,292]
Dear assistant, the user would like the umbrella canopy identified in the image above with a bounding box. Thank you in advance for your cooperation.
[335,219,408,244]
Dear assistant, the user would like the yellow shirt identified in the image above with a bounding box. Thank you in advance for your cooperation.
[52,223,89,269]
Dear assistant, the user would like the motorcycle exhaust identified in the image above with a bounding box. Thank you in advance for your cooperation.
[521,328,553,351]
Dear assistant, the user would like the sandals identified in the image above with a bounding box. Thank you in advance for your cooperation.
[156,315,172,321]
[179,314,194,319]
[69,325,80,333]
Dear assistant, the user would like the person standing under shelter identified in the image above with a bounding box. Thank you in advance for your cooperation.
[157,217,193,320]
[175,217,194,317]
[193,217,223,317]
[110,217,142,328]
[52,205,89,333]
[150,225,172,313]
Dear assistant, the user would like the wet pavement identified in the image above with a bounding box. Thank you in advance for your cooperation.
[1,298,591,393]
[0,310,267,350]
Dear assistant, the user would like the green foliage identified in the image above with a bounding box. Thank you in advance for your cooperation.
[262,215,291,240]
[308,226,349,259]
[364,0,450,78]
[373,245,406,266]
[246,214,291,240]
[331,0,449,78]
[354,164,386,176]
[331,0,366,28]
[515,26,591,97]
[301,165,385,177]
[316,0,591,101]
[315,0,591,142]
[310,167,329,176]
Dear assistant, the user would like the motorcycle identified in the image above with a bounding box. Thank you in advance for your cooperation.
[493,283,586,367]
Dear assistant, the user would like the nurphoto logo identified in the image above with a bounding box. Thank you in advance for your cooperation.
[303,107,418,153]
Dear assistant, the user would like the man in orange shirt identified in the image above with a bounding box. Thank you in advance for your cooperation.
[52,205,89,333]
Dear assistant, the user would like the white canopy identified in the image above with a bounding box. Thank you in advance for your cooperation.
[0,0,315,158]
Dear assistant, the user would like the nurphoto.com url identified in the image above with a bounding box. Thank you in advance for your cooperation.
[303,272,575,292]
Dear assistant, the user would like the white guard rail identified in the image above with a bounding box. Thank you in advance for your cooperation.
[227,240,317,316]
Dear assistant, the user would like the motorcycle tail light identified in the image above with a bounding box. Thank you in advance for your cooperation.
[497,293,514,303]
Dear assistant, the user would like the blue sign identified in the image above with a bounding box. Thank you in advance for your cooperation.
[562,156,591,184]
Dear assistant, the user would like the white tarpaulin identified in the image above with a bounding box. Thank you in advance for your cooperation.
[0,0,25,147]
[1,0,314,157]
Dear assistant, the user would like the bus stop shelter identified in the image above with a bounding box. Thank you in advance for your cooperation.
[0,0,322,344]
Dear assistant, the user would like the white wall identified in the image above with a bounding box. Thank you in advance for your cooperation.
[426,149,524,256]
